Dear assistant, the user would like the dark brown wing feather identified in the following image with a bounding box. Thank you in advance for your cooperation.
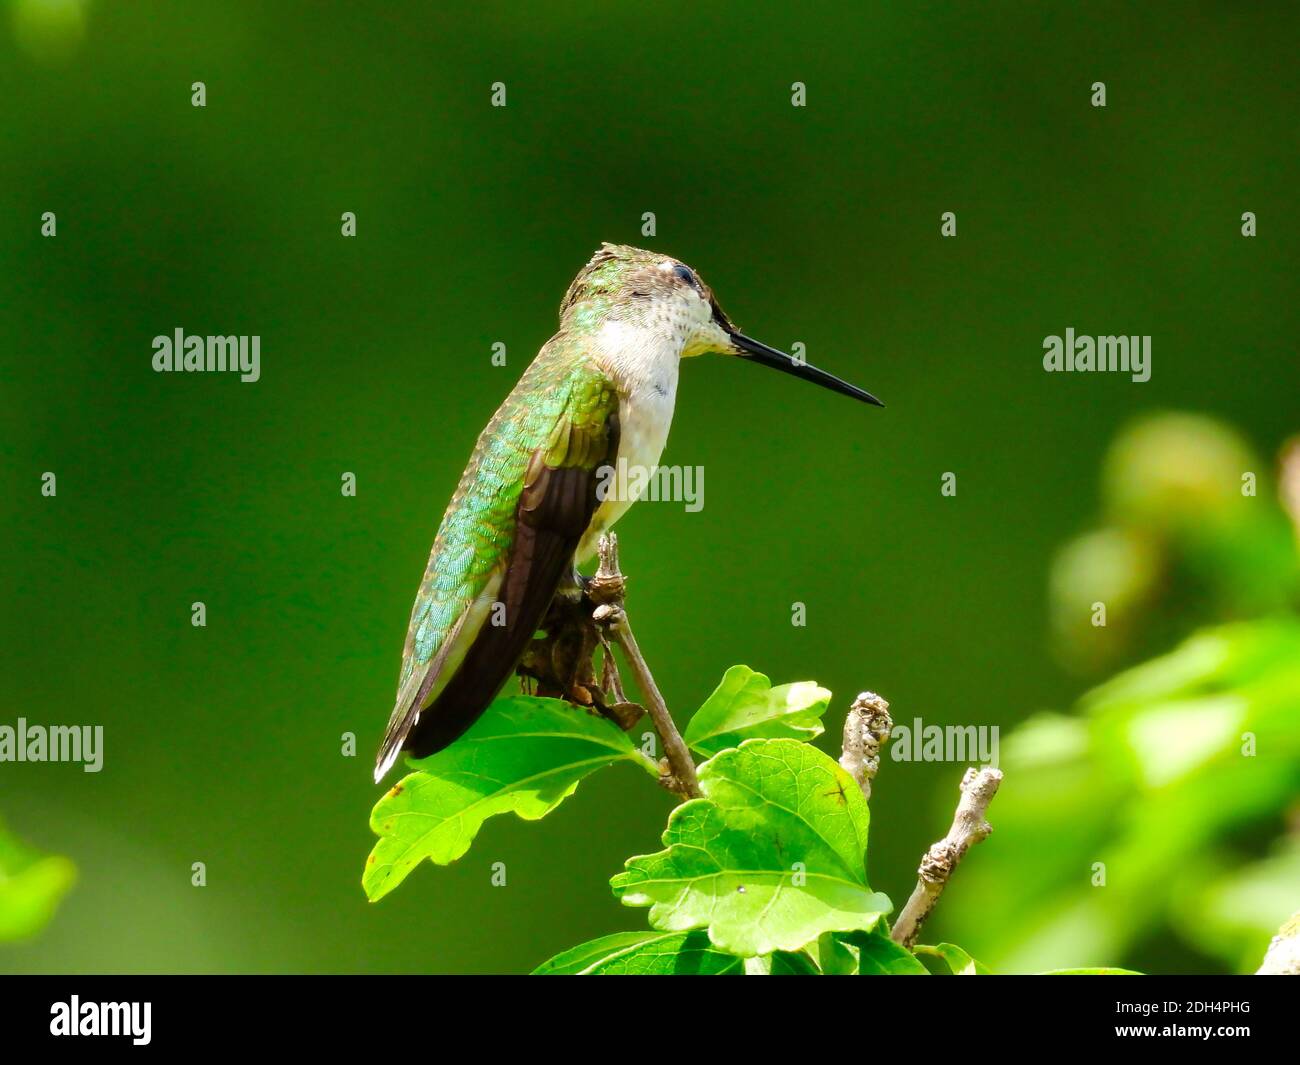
[403,414,619,758]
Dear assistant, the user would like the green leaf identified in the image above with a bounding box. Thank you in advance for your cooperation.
[611,738,892,956]
[915,942,993,975]
[839,930,930,975]
[533,932,690,974]
[532,930,817,975]
[0,818,76,942]
[364,695,659,901]
[684,665,830,756]
[812,931,860,974]
[765,951,820,975]
[1041,967,1142,975]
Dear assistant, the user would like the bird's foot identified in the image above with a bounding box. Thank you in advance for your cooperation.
[554,566,590,606]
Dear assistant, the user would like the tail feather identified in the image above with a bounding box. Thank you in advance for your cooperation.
[373,592,485,783]
[373,706,416,783]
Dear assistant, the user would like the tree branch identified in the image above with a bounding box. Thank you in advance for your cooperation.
[890,765,1002,950]
[839,691,892,801]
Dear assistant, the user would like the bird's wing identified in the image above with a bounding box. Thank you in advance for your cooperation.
[374,357,618,780]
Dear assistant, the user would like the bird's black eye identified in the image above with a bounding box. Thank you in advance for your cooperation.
[672,264,699,290]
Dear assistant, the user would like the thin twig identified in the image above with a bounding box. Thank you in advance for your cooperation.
[890,766,1002,949]
[605,612,702,799]
[591,534,701,800]
[839,692,892,801]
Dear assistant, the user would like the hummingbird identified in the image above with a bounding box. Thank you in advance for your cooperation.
[374,243,881,782]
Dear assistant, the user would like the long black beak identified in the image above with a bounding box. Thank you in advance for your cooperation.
[729,331,884,407]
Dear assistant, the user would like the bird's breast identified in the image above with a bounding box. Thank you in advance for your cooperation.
[616,378,677,472]
[578,374,678,562]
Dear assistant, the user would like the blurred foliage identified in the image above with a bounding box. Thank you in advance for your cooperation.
[1050,413,1300,674]
[0,817,75,942]
[949,414,1300,973]
[1176,837,1300,973]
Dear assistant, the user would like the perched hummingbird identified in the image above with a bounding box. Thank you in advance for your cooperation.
[374,244,881,781]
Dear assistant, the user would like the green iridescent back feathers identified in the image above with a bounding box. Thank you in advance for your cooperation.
[380,343,616,753]
[401,352,613,673]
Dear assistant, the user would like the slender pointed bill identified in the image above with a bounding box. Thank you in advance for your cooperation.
[729,331,883,407]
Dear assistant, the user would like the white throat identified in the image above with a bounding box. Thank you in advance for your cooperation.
[577,320,682,561]
[595,319,682,404]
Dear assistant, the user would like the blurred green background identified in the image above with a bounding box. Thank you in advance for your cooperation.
[2,1,1298,974]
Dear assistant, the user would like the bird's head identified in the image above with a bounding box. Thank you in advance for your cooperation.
[560,243,882,406]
